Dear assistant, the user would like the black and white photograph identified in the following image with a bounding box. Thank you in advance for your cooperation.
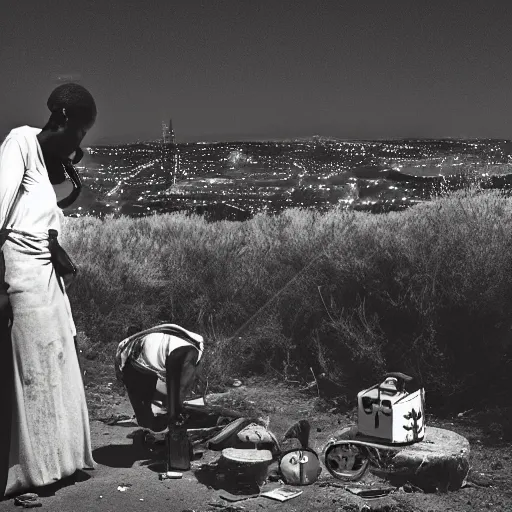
[1,1,511,511]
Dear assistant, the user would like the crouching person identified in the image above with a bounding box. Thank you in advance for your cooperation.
[115,323,205,433]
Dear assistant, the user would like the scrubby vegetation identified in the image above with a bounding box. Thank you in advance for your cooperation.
[63,188,512,418]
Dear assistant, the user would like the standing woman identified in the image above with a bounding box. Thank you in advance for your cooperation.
[0,83,97,497]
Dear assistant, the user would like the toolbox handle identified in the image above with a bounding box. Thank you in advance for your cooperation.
[383,372,413,393]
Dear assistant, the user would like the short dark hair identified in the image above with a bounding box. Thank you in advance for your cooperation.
[47,83,97,125]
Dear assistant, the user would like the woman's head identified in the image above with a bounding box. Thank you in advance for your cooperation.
[40,83,97,158]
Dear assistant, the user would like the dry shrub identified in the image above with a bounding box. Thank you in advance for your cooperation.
[62,188,512,411]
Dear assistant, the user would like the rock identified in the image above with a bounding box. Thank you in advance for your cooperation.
[467,471,493,487]
[373,427,470,492]
[329,425,470,492]
[400,482,424,493]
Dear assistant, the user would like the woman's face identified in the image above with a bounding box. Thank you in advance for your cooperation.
[53,116,95,158]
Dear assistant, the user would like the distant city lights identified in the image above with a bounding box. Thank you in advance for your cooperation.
[66,138,512,219]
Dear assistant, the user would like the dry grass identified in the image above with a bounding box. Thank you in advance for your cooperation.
[62,187,512,413]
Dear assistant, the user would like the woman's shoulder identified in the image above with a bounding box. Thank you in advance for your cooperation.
[3,126,41,151]
[5,126,41,142]
[3,127,43,168]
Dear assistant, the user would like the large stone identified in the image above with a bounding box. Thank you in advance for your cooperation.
[328,425,470,492]
[375,426,470,492]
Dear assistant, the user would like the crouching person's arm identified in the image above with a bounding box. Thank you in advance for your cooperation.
[165,345,200,423]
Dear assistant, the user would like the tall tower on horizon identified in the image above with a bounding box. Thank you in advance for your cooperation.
[162,120,170,144]
[169,118,175,144]
[161,118,179,186]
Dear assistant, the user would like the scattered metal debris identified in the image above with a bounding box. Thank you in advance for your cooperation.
[14,493,42,508]
[159,471,183,480]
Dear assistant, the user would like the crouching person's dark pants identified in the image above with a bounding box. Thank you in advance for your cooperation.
[121,345,199,431]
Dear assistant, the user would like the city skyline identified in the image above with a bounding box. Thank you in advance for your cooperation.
[1,1,512,145]
[73,136,510,219]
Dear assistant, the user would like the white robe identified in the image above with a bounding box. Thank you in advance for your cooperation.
[0,126,94,496]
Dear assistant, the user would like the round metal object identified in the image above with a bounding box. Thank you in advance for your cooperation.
[324,441,370,481]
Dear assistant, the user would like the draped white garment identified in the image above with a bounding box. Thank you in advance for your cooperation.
[0,126,94,496]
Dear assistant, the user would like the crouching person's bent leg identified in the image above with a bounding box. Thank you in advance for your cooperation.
[121,361,159,429]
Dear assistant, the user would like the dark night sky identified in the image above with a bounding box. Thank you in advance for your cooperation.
[1,1,511,144]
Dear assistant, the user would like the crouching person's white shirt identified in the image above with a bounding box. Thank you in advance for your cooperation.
[139,331,204,380]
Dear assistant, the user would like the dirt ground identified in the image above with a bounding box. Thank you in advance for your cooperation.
[1,361,511,512]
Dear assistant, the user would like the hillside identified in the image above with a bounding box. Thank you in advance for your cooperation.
[63,188,511,424]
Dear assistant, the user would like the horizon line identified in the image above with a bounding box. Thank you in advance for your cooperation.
[87,134,512,147]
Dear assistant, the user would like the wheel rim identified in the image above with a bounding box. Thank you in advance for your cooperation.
[324,442,369,481]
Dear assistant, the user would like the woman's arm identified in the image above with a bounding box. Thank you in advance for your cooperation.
[0,137,25,229]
